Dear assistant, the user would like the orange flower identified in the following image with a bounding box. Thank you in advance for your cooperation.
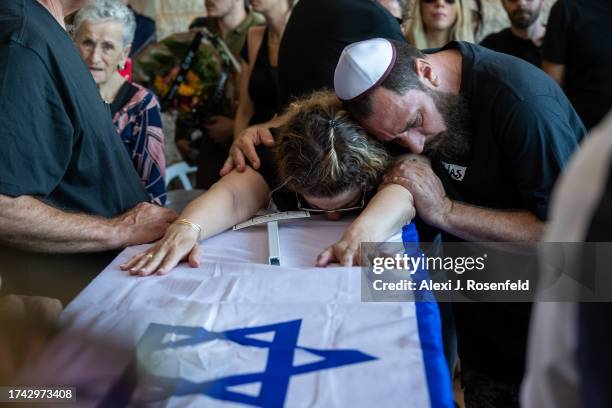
[178,83,196,97]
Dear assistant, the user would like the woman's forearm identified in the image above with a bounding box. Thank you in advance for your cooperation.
[346,184,416,242]
[120,168,270,275]
[177,168,270,240]
[315,185,416,267]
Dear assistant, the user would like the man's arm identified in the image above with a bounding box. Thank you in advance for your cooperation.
[541,0,567,86]
[439,201,544,242]
[542,60,565,86]
[385,158,545,242]
[0,195,177,253]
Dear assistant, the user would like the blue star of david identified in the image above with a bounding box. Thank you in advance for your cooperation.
[134,319,377,407]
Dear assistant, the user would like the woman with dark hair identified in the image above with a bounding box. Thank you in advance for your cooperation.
[233,0,295,136]
[121,91,416,275]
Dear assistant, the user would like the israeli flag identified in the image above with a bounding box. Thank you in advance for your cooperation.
[20,219,453,407]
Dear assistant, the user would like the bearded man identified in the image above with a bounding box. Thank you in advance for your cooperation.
[480,0,545,67]
[333,38,585,406]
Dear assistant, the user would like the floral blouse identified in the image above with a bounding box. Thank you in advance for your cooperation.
[110,82,166,205]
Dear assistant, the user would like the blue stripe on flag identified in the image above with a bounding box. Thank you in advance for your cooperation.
[402,223,454,408]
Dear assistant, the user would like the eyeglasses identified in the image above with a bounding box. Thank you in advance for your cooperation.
[421,0,456,4]
[295,191,366,214]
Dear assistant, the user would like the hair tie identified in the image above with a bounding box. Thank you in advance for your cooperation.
[328,119,339,129]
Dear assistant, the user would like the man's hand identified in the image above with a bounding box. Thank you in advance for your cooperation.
[384,157,452,229]
[112,202,177,248]
[205,115,235,145]
[220,126,275,176]
[0,195,177,253]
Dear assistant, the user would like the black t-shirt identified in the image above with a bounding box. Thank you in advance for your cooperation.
[480,28,542,67]
[427,42,585,383]
[429,42,584,224]
[543,0,612,130]
[278,0,405,106]
[0,0,150,217]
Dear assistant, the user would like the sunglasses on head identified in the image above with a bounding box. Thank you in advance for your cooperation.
[422,0,456,4]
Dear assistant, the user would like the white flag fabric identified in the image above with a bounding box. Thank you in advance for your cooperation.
[19,218,453,407]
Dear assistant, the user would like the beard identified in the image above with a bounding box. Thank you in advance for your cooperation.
[510,8,541,29]
[422,89,472,162]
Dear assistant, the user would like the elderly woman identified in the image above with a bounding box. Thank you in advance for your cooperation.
[405,0,474,49]
[73,0,166,205]
[121,91,416,275]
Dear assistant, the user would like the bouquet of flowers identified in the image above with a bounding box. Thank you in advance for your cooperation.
[134,29,240,117]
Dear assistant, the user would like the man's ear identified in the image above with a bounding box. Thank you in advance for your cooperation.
[414,58,440,88]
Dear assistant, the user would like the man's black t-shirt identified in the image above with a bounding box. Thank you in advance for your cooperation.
[543,0,612,130]
[430,42,584,224]
[480,28,542,67]
[425,42,585,383]
[278,0,405,106]
[0,0,151,302]
[0,0,150,216]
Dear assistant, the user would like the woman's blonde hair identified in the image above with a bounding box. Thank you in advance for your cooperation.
[405,0,474,49]
[274,91,390,197]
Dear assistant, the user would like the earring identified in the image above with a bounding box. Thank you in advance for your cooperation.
[119,63,125,70]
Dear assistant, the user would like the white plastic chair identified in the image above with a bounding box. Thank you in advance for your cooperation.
[165,161,197,191]
[164,162,204,212]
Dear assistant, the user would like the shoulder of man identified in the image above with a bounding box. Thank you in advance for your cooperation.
[232,11,265,37]
[2,1,56,61]
[247,10,266,26]
[189,16,216,31]
[479,29,510,48]
[0,42,52,97]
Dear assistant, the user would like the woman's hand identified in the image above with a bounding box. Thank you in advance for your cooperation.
[220,126,275,176]
[119,223,202,276]
[316,227,369,267]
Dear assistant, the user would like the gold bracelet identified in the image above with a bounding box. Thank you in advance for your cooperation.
[174,218,203,241]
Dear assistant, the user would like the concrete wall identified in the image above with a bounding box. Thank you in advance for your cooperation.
[130,0,206,39]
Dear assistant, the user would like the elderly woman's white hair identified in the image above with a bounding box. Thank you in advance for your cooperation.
[73,0,137,47]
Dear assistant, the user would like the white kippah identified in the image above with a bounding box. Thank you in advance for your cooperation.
[334,38,397,101]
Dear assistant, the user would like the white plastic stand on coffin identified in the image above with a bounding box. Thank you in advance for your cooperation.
[232,211,311,266]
